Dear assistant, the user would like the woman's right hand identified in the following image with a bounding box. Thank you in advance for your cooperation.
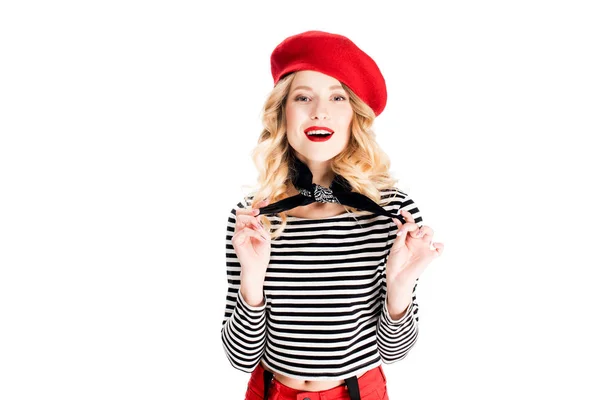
[231,199,271,305]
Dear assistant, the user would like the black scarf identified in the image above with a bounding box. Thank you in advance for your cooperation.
[257,156,407,224]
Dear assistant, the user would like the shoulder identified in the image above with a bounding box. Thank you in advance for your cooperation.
[228,193,257,217]
[379,186,424,224]
[378,186,412,208]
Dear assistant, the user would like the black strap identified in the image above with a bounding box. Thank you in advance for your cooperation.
[263,369,359,400]
[256,155,409,226]
[345,376,361,400]
[263,370,274,400]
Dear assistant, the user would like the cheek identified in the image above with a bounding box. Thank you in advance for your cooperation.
[334,105,353,128]
[343,108,354,125]
[285,107,300,129]
[340,111,353,134]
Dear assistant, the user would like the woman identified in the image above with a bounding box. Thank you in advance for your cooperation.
[221,31,444,400]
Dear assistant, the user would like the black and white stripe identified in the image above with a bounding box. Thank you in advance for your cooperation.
[221,187,423,380]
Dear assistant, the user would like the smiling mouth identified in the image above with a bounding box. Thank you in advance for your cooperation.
[304,129,334,142]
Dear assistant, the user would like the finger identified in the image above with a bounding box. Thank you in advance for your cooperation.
[415,225,434,239]
[246,227,267,242]
[432,242,444,256]
[235,216,255,232]
[232,230,251,248]
[392,219,419,234]
[236,227,268,244]
[400,209,415,223]
[236,214,263,231]
[393,225,408,247]
[235,199,270,216]
[240,200,270,217]
[233,232,254,249]
[236,219,269,241]
[252,198,271,210]
[236,207,257,216]
[242,225,270,242]
[398,222,420,237]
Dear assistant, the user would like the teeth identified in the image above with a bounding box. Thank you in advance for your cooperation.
[306,130,332,136]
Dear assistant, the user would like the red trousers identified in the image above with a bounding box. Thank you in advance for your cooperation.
[245,363,389,400]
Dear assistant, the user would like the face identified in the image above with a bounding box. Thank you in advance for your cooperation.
[285,70,353,163]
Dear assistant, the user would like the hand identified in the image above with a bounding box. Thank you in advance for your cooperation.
[231,199,272,300]
[388,209,444,282]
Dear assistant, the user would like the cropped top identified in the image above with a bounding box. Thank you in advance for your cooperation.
[221,187,423,380]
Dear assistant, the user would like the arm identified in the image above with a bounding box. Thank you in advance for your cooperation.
[220,199,267,372]
[377,193,422,363]
[377,279,420,363]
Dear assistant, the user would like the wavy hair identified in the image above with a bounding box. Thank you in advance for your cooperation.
[243,72,401,240]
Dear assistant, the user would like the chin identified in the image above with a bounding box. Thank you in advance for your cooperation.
[295,149,342,163]
[291,141,345,163]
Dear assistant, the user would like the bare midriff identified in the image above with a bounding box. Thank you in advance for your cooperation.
[262,362,366,391]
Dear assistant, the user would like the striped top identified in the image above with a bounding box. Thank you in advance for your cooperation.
[221,187,423,380]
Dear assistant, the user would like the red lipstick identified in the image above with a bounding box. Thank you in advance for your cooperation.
[304,126,334,142]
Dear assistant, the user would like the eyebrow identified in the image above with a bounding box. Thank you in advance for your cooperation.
[291,85,345,92]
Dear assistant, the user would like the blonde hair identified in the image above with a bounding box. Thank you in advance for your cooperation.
[244,72,401,240]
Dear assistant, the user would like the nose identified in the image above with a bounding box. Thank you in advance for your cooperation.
[311,99,329,120]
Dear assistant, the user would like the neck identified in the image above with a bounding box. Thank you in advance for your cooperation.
[296,155,335,187]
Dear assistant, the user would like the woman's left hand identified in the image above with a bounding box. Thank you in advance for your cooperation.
[387,209,444,283]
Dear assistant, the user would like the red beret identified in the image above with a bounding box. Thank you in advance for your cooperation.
[270,30,388,116]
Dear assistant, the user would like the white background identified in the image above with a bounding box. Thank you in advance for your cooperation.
[1,1,599,399]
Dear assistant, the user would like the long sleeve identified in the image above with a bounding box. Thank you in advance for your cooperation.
[377,193,423,363]
[377,280,420,363]
[220,198,267,372]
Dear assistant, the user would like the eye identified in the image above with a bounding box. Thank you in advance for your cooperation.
[293,94,346,102]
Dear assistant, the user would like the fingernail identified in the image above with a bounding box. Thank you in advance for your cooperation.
[397,229,405,236]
